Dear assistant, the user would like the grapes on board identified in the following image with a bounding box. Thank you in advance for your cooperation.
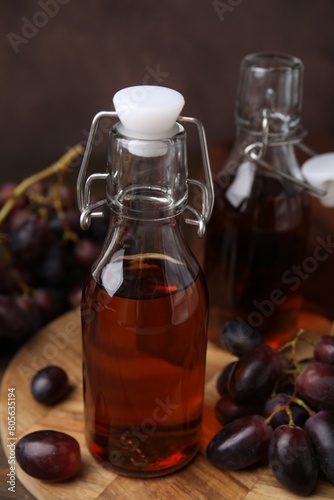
[208,325,334,497]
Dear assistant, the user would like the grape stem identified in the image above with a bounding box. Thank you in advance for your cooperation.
[264,395,315,427]
[265,404,295,426]
[279,329,316,375]
[0,145,83,226]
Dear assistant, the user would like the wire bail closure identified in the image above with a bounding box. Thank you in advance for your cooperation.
[243,109,327,197]
[77,112,214,237]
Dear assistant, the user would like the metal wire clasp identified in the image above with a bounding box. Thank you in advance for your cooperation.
[178,116,214,238]
[243,109,327,197]
[77,112,214,236]
[77,111,117,230]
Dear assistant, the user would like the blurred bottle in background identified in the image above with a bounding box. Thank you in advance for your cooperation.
[204,52,311,349]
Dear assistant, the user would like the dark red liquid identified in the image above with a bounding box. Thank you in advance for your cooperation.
[82,254,208,477]
[204,176,310,349]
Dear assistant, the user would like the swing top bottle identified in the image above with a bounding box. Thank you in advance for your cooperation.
[204,52,311,349]
[77,86,213,477]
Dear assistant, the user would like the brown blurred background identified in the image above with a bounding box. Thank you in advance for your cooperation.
[1,0,334,180]
[1,0,334,319]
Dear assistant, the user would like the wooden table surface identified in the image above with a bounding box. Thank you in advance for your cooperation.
[1,308,334,499]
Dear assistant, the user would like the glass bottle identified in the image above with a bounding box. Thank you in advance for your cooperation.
[204,52,311,349]
[77,86,214,477]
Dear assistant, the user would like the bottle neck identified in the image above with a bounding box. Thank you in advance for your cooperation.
[107,124,188,221]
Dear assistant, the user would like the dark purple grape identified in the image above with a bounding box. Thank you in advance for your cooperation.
[228,344,283,403]
[10,214,50,264]
[221,319,263,356]
[304,411,334,484]
[56,184,74,210]
[34,288,65,322]
[264,393,309,429]
[26,180,47,200]
[68,283,83,308]
[31,366,69,405]
[16,430,81,481]
[64,208,82,233]
[216,361,236,395]
[269,425,318,496]
[0,294,31,342]
[15,295,43,333]
[314,336,334,365]
[207,414,272,470]
[73,238,100,268]
[296,361,334,412]
[0,182,16,208]
[87,204,110,242]
[47,212,64,237]
[215,393,263,425]
[0,182,25,210]
[8,208,30,232]
[37,243,65,285]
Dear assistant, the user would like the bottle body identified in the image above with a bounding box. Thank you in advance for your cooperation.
[82,218,208,476]
[80,119,209,476]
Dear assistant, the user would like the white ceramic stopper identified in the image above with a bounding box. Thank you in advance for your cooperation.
[112,86,185,157]
[302,153,334,206]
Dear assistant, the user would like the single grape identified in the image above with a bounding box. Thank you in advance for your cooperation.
[87,204,110,242]
[15,295,43,333]
[264,393,309,429]
[8,208,30,232]
[221,319,263,356]
[31,366,69,405]
[47,212,64,237]
[296,361,334,412]
[0,294,31,342]
[314,336,334,365]
[268,425,318,496]
[207,414,272,470]
[304,411,334,484]
[56,184,74,210]
[0,182,25,210]
[228,344,283,403]
[73,238,100,268]
[16,430,81,481]
[25,180,47,200]
[216,361,236,395]
[68,283,83,308]
[64,208,82,234]
[215,393,263,425]
[34,288,65,322]
[10,214,50,264]
[37,243,65,285]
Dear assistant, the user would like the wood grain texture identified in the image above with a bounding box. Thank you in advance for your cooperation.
[0,308,333,499]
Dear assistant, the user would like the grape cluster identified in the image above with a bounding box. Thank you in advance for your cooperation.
[207,321,334,497]
[0,151,109,351]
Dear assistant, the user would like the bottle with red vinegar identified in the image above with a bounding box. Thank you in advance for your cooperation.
[204,52,311,349]
[77,86,214,477]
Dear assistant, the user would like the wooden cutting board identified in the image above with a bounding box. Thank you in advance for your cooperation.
[1,308,334,499]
